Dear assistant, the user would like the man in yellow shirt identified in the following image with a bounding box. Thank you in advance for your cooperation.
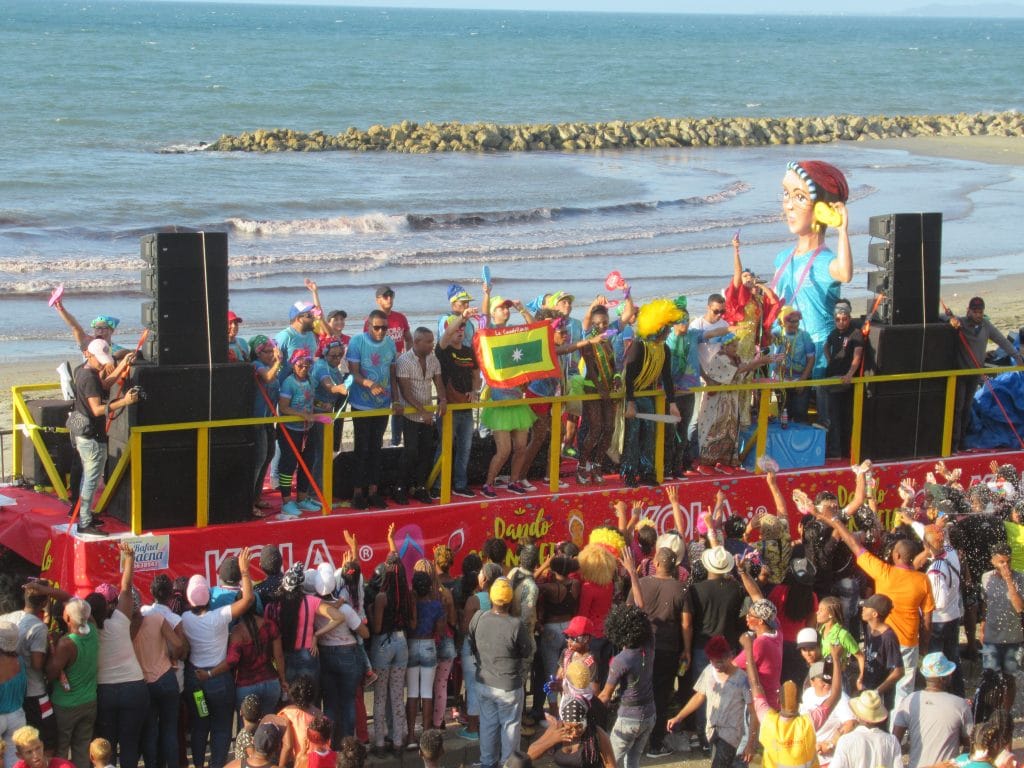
[814,509,934,709]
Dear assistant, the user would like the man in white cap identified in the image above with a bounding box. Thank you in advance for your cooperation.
[68,339,139,536]
[892,653,972,768]
[275,301,318,379]
[830,690,902,768]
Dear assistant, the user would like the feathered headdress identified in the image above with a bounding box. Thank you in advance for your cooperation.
[636,298,683,339]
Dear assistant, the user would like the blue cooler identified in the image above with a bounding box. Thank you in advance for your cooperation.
[740,421,825,471]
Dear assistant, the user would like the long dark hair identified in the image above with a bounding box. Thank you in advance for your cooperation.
[379,554,413,632]
[274,585,306,650]
[782,575,817,623]
[240,605,263,657]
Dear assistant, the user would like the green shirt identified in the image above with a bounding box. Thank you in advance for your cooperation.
[819,622,859,661]
[1004,521,1024,572]
[51,624,99,708]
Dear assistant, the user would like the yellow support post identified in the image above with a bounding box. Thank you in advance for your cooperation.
[754,389,770,471]
[322,419,334,513]
[548,400,563,493]
[941,373,957,457]
[849,380,864,464]
[653,393,665,483]
[196,427,209,528]
[439,407,454,504]
[130,429,143,535]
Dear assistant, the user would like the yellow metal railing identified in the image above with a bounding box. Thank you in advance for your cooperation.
[11,361,1023,534]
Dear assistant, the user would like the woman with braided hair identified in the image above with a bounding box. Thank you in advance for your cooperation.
[536,696,614,768]
[369,553,415,754]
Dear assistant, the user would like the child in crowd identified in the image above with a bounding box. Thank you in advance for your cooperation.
[234,694,263,760]
[304,716,336,768]
[419,729,445,768]
[816,597,864,689]
[859,594,904,710]
[666,634,754,768]
[89,739,115,768]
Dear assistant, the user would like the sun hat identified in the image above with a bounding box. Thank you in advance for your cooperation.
[489,577,513,606]
[447,283,473,304]
[701,546,733,575]
[0,621,19,653]
[796,627,819,648]
[850,690,889,723]
[186,575,210,607]
[289,301,316,321]
[86,338,114,366]
[920,651,957,678]
[565,616,594,638]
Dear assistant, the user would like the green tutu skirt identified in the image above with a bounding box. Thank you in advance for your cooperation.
[481,402,537,432]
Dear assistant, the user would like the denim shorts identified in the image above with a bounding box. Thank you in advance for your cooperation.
[436,634,457,661]
[982,642,1021,675]
[408,637,438,669]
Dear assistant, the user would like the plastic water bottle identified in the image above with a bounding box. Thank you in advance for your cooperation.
[193,689,209,718]
[780,408,789,429]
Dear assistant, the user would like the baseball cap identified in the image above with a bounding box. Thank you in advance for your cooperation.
[227,310,243,324]
[86,338,114,366]
[447,283,473,304]
[809,661,832,682]
[796,627,819,648]
[968,296,985,310]
[289,301,316,321]
[217,556,241,586]
[546,290,575,308]
[489,295,515,313]
[253,723,282,756]
[564,616,594,638]
[861,593,893,618]
[376,285,395,297]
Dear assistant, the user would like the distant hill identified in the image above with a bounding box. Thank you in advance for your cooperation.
[899,2,1024,16]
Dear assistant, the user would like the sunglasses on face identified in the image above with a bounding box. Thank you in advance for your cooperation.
[371,325,388,331]
[710,308,724,316]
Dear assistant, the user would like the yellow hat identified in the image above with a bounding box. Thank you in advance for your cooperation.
[489,577,513,605]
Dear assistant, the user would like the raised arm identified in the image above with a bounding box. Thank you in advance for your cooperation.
[228,546,255,620]
[53,299,91,351]
[736,556,765,602]
[666,484,685,533]
[763,471,786,517]
[115,541,135,618]
[731,232,743,289]
[620,548,643,609]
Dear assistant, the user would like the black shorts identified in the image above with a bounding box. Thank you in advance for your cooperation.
[24,693,59,750]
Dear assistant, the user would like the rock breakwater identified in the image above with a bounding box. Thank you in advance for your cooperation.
[208,111,1022,153]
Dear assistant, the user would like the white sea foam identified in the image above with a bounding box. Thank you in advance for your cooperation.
[227,213,408,236]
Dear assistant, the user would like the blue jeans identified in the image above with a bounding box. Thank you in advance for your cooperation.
[74,435,107,526]
[609,711,656,768]
[186,665,235,768]
[539,621,569,682]
[460,636,481,717]
[320,644,365,742]
[141,668,180,768]
[284,647,321,701]
[96,679,149,768]
[478,684,524,768]
[433,409,475,491]
[235,678,281,718]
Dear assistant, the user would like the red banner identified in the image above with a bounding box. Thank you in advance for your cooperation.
[26,452,1017,596]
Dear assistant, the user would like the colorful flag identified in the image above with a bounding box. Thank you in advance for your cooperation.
[473,321,561,388]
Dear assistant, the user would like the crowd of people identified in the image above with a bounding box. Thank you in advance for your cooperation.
[4,457,1024,768]
[48,157,1024,533]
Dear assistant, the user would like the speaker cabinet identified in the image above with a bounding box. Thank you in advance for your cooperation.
[864,323,956,376]
[866,212,942,326]
[140,232,229,366]
[20,399,74,487]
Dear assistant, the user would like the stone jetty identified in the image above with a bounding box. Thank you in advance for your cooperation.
[207,111,1022,154]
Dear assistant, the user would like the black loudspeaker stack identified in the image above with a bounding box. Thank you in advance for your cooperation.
[866,213,942,325]
[104,232,254,531]
[21,399,74,487]
[858,213,952,461]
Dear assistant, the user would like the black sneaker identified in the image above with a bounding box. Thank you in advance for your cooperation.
[645,744,673,758]
[367,493,388,509]
[413,488,433,504]
[77,524,107,538]
[452,487,476,498]
[351,495,369,510]
[392,488,409,505]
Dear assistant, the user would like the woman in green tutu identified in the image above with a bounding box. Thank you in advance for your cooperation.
[479,296,537,498]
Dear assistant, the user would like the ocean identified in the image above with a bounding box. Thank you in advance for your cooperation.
[2,1,1023,361]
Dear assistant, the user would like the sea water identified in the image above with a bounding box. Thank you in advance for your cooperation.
[2,1,1022,360]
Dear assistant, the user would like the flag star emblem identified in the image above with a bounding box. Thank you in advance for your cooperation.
[511,347,524,362]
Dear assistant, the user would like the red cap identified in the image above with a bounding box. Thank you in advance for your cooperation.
[227,311,243,324]
[565,616,594,637]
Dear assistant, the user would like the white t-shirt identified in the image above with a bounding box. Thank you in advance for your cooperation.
[800,687,855,763]
[691,315,728,375]
[315,603,363,647]
[181,605,234,668]
[831,725,902,768]
[97,609,145,685]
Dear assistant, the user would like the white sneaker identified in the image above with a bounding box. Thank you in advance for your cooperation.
[494,475,511,487]
[543,477,569,489]
[519,480,537,492]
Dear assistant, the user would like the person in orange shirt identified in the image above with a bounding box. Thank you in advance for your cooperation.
[813,507,934,709]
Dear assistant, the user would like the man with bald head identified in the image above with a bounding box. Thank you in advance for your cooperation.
[814,508,934,709]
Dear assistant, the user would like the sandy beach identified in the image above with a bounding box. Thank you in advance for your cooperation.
[3,134,1022,467]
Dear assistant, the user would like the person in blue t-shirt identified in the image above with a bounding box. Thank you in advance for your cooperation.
[250,335,283,516]
[770,161,853,380]
[769,307,816,423]
[275,300,319,379]
[277,349,322,517]
[346,309,400,510]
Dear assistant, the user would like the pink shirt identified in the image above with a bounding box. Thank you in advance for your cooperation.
[735,631,784,709]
